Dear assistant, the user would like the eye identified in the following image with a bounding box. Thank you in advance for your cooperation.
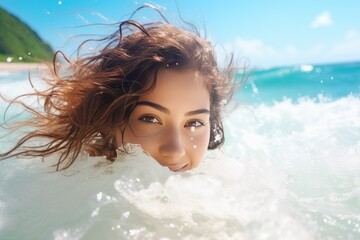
[185,120,204,128]
[138,115,161,124]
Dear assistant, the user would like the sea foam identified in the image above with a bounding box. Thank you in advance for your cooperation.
[1,66,360,239]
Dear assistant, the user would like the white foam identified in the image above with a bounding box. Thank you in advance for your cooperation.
[1,91,359,239]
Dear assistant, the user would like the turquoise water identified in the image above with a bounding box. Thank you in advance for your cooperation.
[237,61,360,104]
[0,61,360,239]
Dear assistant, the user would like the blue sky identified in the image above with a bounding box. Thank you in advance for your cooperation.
[1,0,360,67]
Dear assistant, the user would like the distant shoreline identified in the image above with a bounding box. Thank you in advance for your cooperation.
[0,62,47,72]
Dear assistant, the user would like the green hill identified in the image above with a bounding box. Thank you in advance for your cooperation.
[0,7,53,63]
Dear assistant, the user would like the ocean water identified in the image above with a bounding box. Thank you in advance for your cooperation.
[0,61,360,240]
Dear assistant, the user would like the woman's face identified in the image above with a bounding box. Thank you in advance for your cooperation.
[116,69,211,172]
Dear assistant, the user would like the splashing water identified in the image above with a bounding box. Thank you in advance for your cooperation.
[1,65,360,239]
[0,145,312,240]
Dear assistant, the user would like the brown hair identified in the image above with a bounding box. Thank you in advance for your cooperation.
[0,16,235,171]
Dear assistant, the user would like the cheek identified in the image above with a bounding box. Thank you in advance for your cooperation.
[121,126,158,153]
[187,126,211,166]
[188,131,209,150]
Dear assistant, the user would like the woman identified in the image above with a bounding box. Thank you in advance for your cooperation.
[0,12,235,171]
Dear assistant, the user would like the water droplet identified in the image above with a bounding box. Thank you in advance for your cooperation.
[214,134,222,142]
[91,207,99,217]
[220,99,228,105]
[122,211,130,219]
[320,80,323,84]
[116,224,121,229]
[58,1,62,5]
[190,126,195,132]
[96,192,103,201]
[193,145,197,149]
[190,137,194,141]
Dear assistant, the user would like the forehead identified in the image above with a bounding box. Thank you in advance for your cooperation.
[139,69,210,108]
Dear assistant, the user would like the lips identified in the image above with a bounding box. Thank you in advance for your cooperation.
[167,164,188,172]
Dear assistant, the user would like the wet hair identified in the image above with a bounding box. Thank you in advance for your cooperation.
[0,12,236,171]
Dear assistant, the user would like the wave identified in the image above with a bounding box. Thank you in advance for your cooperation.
[1,94,359,239]
[237,61,360,104]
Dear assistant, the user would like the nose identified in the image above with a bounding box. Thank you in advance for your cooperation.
[159,126,186,160]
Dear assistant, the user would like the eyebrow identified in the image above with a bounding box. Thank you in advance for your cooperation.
[136,101,210,116]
